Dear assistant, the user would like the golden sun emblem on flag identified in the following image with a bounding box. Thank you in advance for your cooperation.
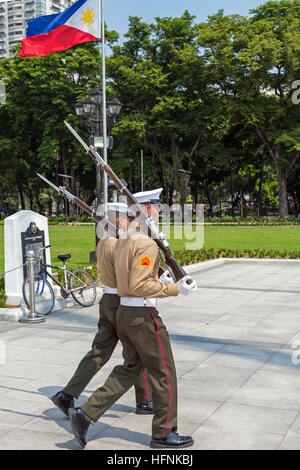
[80,6,95,28]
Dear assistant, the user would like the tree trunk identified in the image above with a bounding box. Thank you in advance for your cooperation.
[240,190,243,217]
[257,165,264,217]
[291,191,297,215]
[204,182,213,216]
[18,185,25,210]
[278,175,289,216]
[254,126,300,217]
[230,170,235,216]
[296,189,300,214]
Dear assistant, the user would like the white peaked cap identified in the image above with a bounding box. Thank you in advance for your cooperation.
[107,202,128,214]
[133,188,163,204]
[97,202,129,216]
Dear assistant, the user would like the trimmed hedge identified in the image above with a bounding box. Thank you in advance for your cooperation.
[174,248,300,265]
[49,215,94,224]
[202,216,300,225]
[0,276,7,308]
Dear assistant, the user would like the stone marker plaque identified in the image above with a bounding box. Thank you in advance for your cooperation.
[21,221,46,279]
[4,210,53,306]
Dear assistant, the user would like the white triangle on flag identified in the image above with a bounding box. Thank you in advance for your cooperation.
[67,0,101,39]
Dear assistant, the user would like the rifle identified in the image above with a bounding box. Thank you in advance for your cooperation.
[64,121,193,283]
[37,173,166,277]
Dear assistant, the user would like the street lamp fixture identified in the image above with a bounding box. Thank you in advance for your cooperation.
[107,98,122,120]
[73,88,122,262]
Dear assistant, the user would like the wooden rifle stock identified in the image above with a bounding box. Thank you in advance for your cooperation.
[101,162,189,281]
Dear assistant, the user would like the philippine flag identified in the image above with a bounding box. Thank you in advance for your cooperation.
[19,0,100,57]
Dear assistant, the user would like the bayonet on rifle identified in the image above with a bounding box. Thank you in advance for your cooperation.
[64,121,194,283]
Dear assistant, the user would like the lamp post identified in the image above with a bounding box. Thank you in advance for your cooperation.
[58,173,73,225]
[74,89,122,263]
[76,180,80,222]
[52,155,61,216]
[74,89,122,208]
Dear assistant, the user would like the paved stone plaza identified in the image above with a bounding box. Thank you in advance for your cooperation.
[0,259,300,450]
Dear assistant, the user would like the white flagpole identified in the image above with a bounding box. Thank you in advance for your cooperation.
[100,0,108,214]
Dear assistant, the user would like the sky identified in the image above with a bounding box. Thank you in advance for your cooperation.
[103,0,267,39]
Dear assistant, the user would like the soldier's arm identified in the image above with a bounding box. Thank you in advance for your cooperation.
[129,239,178,298]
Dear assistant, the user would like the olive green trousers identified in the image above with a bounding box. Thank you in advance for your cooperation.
[63,294,151,405]
[81,304,178,439]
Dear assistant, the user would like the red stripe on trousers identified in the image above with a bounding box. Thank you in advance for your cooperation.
[143,371,150,402]
[148,307,172,434]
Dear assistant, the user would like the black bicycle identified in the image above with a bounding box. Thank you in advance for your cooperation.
[22,245,97,315]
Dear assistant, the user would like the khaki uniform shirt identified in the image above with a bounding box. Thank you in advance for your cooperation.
[95,236,117,289]
[115,231,179,298]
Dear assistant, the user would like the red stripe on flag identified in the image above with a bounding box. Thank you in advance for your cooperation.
[19,24,98,57]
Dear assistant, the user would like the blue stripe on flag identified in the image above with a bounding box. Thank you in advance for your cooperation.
[26,0,88,38]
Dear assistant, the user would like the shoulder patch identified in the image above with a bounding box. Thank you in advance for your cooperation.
[140,256,151,267]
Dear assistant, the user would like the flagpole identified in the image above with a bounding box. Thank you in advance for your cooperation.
[100,0,108,215]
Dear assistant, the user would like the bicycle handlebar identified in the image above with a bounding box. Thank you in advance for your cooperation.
[38,244,51,252]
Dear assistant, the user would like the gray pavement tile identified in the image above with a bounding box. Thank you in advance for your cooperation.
[0,397,47,427]
[228,369,300,410]
[201,402,297,435]
[0,423,20,439]
[0,360,50,380]
[19,411,72,436]
[1,334,70,350]
[278,412,300,450]
[202,343,276,370]
[192,422,283,450]
[53,338,96,352]
[86,436,149,451]
[0,427,75,450]
[281,411,300,434]
[1,260,300,450]
[178,365,254,401]
[172,341,224,363]
[177,399,223,434]
[194,323,253,340]
[172,360,200,378]
[261,347,300,373]
[85,413,152,450]
[278,432,300,450]
[212,312,269,329]
[249,292,300,307]
[237,330,296,345]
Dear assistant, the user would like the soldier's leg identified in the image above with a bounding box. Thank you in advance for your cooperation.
[63,294,119,398]
[147,307,178,436]
[134,369,152,405]
[124,306,178,439]
[81,332,143,422]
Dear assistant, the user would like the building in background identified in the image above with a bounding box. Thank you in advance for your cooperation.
[0,0,75,59]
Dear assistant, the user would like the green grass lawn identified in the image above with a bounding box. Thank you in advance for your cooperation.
[1,224,300,273]
[170,225,300,252]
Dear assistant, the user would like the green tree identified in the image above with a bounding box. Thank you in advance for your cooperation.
[198,0,300,216]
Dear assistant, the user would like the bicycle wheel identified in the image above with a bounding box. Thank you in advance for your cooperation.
[22,275,55,315]
[69,268,96,307]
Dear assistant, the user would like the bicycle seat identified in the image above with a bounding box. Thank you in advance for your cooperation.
[58,254,71,262]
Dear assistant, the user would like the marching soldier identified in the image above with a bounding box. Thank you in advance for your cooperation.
[51,202,153,418]
[69,189,197,449]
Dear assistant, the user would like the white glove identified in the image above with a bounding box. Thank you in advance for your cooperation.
[178,276,197,296]
[160,270,173,285]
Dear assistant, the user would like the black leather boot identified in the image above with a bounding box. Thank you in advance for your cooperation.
[68,407,90,448]
[150,431,194,449]
[51,391,74,417]
[136,401,154,415]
